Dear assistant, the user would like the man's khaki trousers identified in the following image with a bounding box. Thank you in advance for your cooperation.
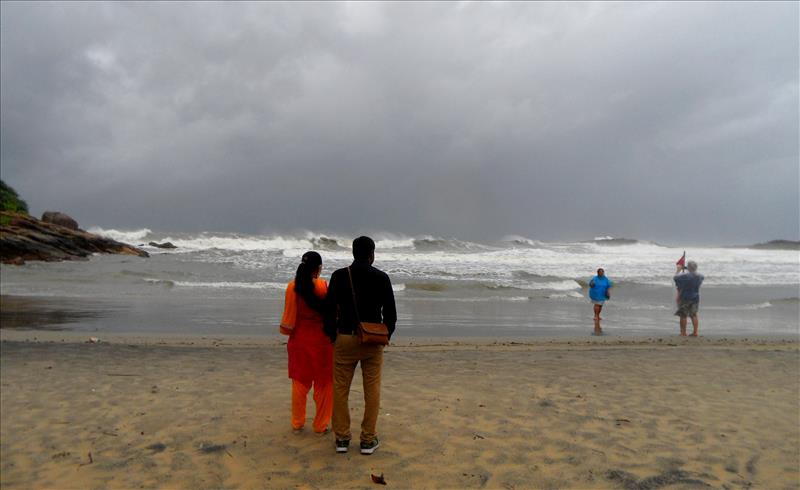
[332,334,384,443]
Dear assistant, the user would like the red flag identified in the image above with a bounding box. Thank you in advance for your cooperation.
[676,251,686,267]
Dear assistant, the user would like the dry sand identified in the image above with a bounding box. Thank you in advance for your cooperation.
[1,332,798,489]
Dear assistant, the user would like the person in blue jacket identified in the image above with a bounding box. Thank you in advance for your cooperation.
[588,268,613,335]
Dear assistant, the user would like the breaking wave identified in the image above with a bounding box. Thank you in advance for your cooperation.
[411,237,490,252]
[112,232,500,254]
[80,228,800,289]
[89,227,152,243]
[592,237,640,246]
[502,235,545,248]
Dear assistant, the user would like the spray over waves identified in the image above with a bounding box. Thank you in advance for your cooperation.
[410,236,491,252]
[120,231,495,254]
[592,236,639,245]
[501,235,546,248]
[89,227,152,243]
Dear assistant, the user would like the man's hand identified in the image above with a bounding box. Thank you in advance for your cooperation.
[676,265,685,273]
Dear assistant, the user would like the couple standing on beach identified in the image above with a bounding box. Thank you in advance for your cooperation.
[279,236,397,455]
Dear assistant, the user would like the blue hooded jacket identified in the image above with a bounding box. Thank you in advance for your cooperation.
[589,275,612,302]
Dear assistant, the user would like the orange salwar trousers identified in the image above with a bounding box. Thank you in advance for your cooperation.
[291,379,332,433]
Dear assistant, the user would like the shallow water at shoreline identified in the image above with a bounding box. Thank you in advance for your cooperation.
[1,290,797,338]
[1,240,797,338]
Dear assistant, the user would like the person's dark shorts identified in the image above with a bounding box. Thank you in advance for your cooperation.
[674,300,699,317]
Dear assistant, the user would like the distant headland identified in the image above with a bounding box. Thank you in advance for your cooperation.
[0,180,149,265]
[746,240,800,251]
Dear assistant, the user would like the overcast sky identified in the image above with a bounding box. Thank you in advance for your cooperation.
[1,2,797,243]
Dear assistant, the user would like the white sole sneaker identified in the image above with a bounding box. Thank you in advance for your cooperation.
[360,439,380,455]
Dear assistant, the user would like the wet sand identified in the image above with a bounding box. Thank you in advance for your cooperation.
[1,333,798,489]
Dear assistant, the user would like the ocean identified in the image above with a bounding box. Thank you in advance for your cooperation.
[1,229,798,338]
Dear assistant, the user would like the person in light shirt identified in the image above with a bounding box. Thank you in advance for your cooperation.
[674,260,704,337]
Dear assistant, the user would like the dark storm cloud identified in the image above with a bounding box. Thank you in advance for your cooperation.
[1,1,797,242]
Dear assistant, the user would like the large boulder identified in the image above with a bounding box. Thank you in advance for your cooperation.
[41,211,79,230]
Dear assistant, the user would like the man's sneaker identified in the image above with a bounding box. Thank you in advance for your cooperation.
[360,437,380,455]
[335,439,350,453]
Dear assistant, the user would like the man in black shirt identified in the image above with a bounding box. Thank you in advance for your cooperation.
[324,236,396,455]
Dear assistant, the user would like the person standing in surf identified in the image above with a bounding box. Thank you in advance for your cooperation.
[674,258,704,337]
[279,251,333,434]
[588,268,613,335]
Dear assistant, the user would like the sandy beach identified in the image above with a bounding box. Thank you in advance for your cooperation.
[1,332,798,489]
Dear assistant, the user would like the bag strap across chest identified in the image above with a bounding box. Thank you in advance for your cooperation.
[346,266,361,325]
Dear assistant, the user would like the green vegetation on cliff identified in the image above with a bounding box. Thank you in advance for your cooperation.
[0,180,29,214]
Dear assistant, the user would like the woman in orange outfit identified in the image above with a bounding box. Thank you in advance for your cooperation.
[280,251,333,434]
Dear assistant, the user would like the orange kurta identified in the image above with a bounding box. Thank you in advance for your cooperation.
[281,279,332,387]
[281,278,332,432]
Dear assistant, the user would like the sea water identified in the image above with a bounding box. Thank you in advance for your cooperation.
[1,230,798,337]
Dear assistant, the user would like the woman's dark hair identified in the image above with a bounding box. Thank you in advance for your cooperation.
[295,251,325,313]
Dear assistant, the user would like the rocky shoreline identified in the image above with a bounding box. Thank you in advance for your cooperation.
[0,212,148,265]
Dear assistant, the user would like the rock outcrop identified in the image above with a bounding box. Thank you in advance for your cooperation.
[148,241,177,249]
[41,211,80,230]
[749,240,800,250]
[0,212,149,265]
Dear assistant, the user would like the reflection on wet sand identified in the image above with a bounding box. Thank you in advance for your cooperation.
[0,295,110,330]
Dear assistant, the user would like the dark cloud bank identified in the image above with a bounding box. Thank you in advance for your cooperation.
[1,2,798,243]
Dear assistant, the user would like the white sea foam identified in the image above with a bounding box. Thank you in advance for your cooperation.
[89,229,800,288]
[705,302,774,310]
[372,233,416,249]
[162,235,314,252]
[547,292,585,299]
[501,235,544,248]
[172,281,286,290]
[143,278,175,287]
[88,227,152,243]
[516,280,582,291]
[418,296,532,303]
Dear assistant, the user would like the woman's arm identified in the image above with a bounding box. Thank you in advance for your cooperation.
[280,282,296,335]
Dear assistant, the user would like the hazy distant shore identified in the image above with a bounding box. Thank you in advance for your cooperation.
[1,336,797,489]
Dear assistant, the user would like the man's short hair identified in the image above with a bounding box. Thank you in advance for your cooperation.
[687,260,698,272]
[353,236,375,261]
